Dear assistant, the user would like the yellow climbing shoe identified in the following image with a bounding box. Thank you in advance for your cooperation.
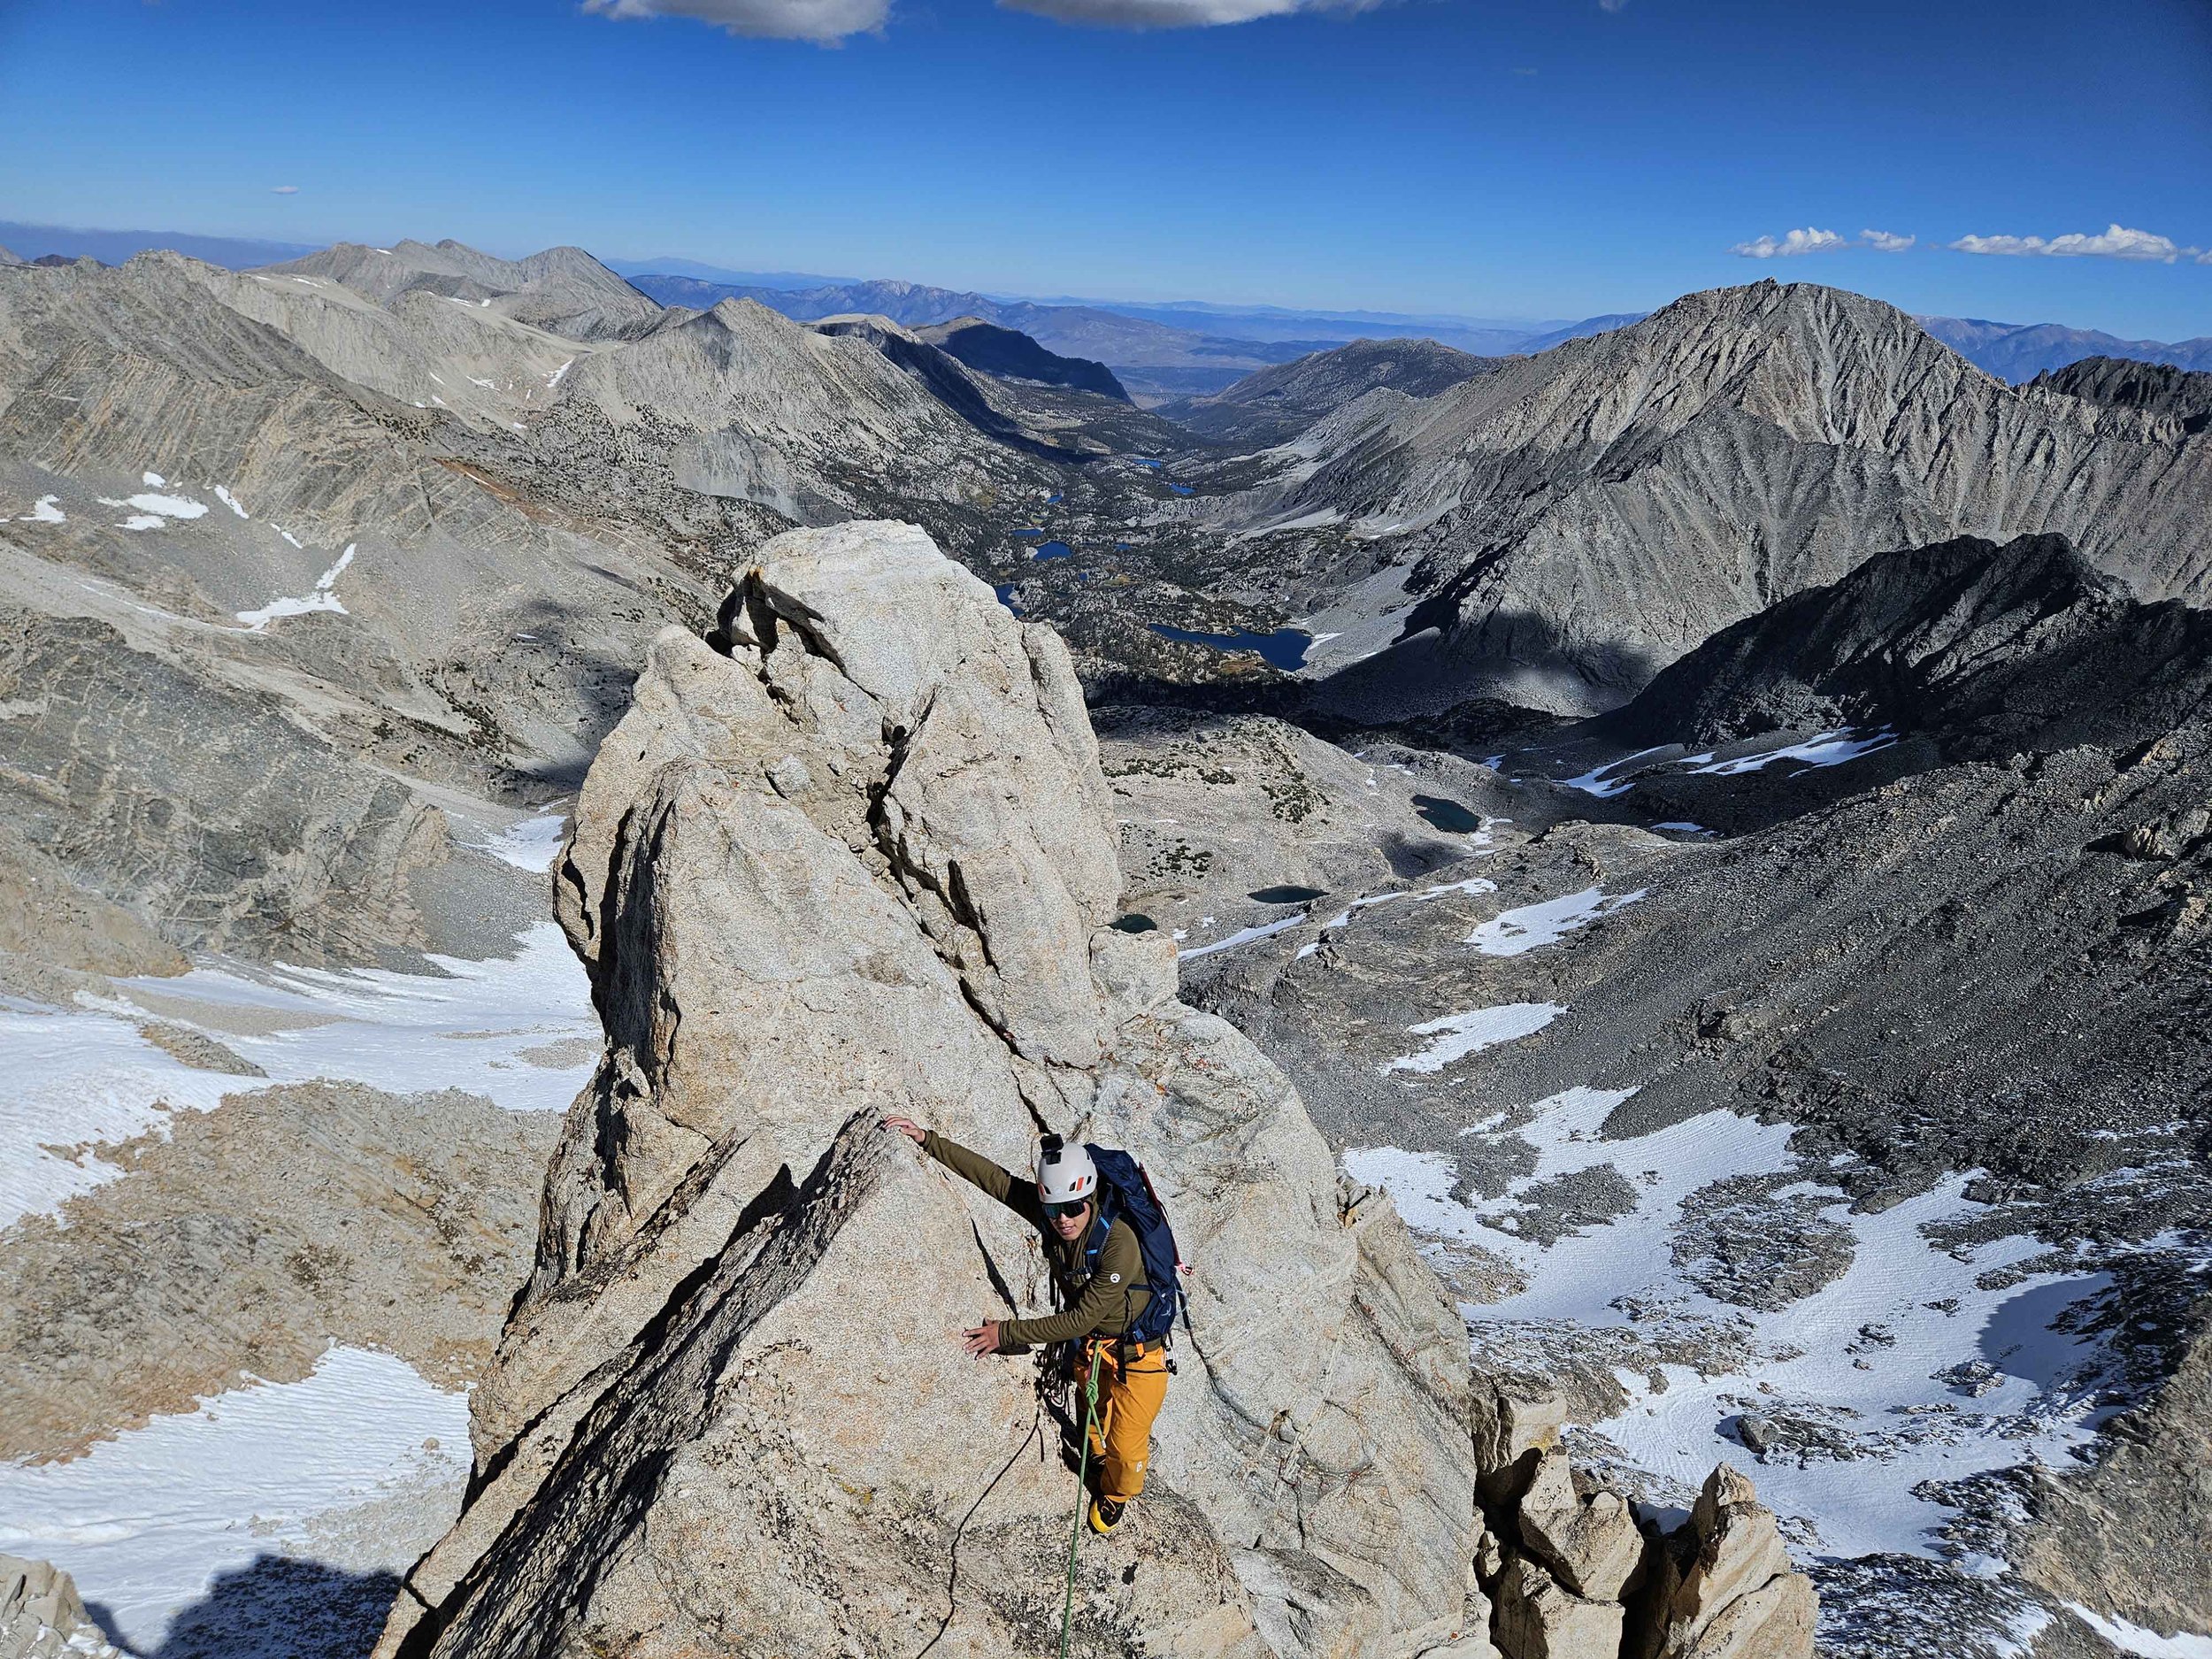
[1087,1496,1126,1535]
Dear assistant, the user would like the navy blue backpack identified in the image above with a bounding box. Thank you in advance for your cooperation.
[1080,1144,1187,1349]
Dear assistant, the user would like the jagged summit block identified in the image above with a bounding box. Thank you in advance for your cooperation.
[381,520,1478,1659]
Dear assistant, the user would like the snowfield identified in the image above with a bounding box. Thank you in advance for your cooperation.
[0,919,599,1642]
[0,1347,470,1655]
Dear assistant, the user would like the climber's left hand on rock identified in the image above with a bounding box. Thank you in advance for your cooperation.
[961,1320,1001,1356]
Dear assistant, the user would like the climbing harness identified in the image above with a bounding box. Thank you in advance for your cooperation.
[1057,1358,1102,1659]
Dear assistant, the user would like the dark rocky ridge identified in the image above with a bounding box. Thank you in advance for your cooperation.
[2032,355,2212,433]
[1605,532,2212,759]
[915,314,1129,400]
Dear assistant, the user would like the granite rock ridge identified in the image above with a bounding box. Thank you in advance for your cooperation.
[376,519,1483,1659]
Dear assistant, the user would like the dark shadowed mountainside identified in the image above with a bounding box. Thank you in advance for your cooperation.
[1604,531,2212,757]
[2032,356,2212,432]
[912,314,1128,399]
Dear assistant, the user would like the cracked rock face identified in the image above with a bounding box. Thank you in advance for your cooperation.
[379,520,1479,1659]
[0,1556,115,1659]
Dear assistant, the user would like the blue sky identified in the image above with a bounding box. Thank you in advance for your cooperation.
[2,0,2207,337]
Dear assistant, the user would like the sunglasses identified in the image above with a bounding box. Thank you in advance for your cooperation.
[1043,1201,1089,1220]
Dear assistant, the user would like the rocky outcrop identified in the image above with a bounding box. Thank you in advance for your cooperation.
[0,1557,115,1659]
[377,521,1479,1658]
[1462,1381,1815,1659]
[1634,1468,1817,1659]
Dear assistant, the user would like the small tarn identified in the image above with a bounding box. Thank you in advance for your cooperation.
[1110,913,1157,933]
[1148,624,1312,672]
[1248,885,1325,904]
[1412,795,1482,833]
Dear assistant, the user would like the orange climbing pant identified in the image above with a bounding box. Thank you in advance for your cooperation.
[1074,1340,1170,1504]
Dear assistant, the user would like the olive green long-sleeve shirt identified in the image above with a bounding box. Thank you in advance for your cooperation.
[923,1130,1151,1349]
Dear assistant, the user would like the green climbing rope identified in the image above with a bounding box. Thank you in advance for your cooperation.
[1057,1357,1102,1659]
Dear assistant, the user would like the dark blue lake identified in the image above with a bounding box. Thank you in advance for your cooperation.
[1149,624,1313,672]
[994,584,1022,614]
[1012,526,1046,537]
[1045,491,1064,504]
[1130,457,1163,470]
[1033,541,1074,560]
[1166,483,1194,496]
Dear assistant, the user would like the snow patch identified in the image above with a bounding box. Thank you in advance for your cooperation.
[1178,912,1306,960]
[0,1001,265,1230]
[212,486,249,518]
[101,920,600,1117]
[1560,746,1671,798]
[1467,887,1647,956]
[6,921,598,1227]
[1383,1002,1563,1073]
[1687,728,1897,777]
[1360,1080,2132,1563]
[235,544,355,631]
[128,492,208,519]
[547,358,572,388]
[0,1347,470,1655]
[2065,1606,2212,1658]
[20,495,66,524]
[467,807,568,874]
[99,490,210,530]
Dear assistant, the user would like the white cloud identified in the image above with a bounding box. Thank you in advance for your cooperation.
[1861,228,1914,252]
[1731,227,1848,259]
[1948,223,2199,262]
[585,0,889,42]
[998,0,1376,25]
[271,185,300,195]
[589,0,1388,30]
[1598,0,1629,11]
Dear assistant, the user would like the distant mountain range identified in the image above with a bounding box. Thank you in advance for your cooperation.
[623,272,1330,403]
[0,219,321,271]
[1915,314,2212,381]
[600,254,856,291]
[7,219,2208,396]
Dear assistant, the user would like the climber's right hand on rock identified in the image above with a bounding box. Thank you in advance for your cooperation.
[881,1116,926,1145]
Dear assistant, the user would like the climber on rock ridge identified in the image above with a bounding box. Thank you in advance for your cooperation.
[883,1116,1173,1537]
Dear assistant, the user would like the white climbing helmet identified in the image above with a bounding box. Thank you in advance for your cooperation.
[1035,1134,1098,1207]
